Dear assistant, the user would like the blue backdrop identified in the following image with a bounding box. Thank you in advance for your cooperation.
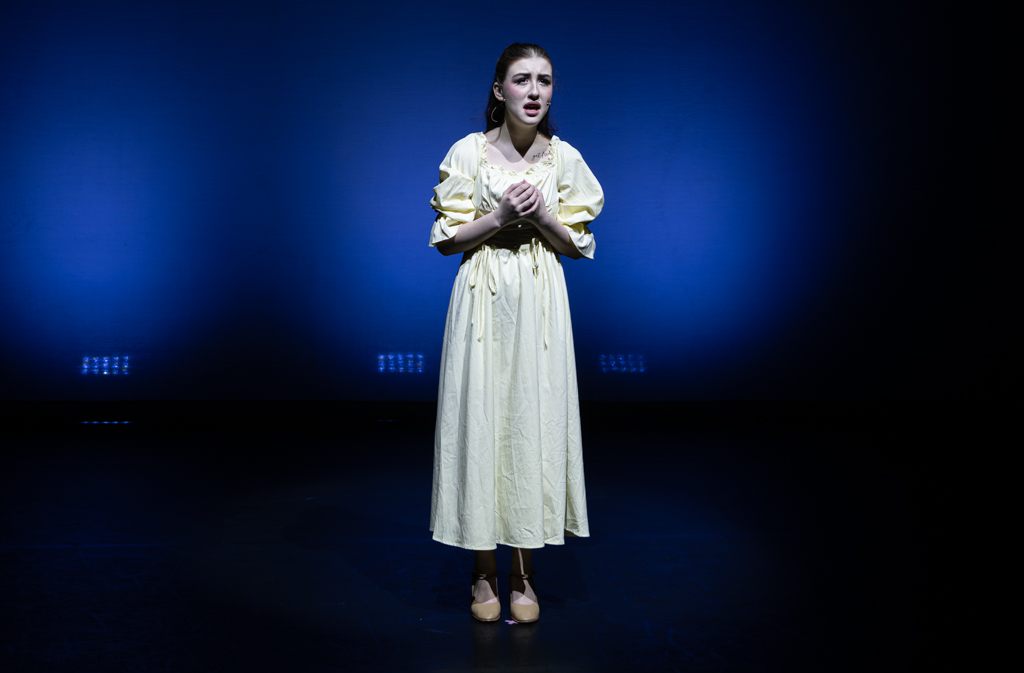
[0,0,990,400]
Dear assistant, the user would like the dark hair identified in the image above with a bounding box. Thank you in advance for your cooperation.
[485,43,557,138]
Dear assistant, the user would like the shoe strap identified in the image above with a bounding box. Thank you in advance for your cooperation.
[509,570,536,594]
[471,571,499,594]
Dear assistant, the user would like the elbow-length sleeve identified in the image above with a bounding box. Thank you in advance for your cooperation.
[429,134,481,247]
[556,140,604,260]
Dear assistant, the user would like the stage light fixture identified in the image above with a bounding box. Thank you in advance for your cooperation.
[377,352,425,374]
[80,355,131,376]
[599,354,646,374]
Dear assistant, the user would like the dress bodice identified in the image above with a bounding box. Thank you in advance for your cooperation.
[429,132,603,260]
[474,135,561,223]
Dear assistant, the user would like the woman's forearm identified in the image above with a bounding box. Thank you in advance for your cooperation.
[436,205,583,260]
[533,210,583,259]
[435,211,506,256]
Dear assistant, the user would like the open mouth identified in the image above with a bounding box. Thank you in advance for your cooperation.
[524,103,542,113]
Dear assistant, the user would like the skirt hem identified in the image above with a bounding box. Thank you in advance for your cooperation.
[430,528,590,551]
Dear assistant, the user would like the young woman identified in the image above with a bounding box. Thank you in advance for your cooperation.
[428,43,603,623]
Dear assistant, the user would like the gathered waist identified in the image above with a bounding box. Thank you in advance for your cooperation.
[482,222,542,250]
[462,223,558,347]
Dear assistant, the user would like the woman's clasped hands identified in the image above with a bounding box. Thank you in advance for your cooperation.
[496,180,546,227]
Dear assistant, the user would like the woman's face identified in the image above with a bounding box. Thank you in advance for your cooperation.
[494,57,553,129]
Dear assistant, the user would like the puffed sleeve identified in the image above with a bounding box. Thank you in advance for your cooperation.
[428,134,481,247]
[556,140,603,260]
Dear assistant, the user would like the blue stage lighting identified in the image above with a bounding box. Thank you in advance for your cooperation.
[599,354,646,374]
[0,0,865,400]
[80,355,130,376]
[377,352,425,374]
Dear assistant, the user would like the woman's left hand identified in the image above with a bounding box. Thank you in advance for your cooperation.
[521,183,547,222]
[518,183,582,259]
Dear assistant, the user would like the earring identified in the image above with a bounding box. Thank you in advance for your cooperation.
[490,104,503,123]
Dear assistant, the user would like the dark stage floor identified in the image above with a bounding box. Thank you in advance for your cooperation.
[1,402,929,672]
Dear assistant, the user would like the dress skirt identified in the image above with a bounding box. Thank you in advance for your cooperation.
[429,227,590,550]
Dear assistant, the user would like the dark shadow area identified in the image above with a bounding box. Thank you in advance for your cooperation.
[0,401,948,671]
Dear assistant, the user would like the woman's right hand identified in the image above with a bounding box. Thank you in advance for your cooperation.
[495,181,540,227]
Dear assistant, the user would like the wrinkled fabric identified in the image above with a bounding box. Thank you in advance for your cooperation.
[428,133,603,550]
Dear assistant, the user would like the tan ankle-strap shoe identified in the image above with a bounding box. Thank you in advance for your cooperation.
[509,570,539,623]
[470,571,501,622]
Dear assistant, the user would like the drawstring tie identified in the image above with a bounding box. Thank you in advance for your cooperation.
[528,239,549,349]
[467,238,550,348]
[467,244,498,342]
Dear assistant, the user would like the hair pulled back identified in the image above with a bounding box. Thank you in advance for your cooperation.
[485,43,557,138]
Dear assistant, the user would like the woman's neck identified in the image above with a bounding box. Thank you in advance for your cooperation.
[498,121,540,157]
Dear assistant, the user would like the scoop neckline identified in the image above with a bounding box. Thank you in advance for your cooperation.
[478,132,558,175]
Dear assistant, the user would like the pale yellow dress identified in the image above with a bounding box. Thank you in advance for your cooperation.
[428,132,603,550]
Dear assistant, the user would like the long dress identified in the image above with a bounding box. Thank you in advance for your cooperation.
[428,132,603,550]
